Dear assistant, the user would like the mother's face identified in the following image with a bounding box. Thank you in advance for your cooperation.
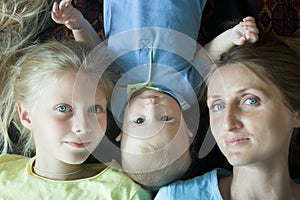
[206,63,300,166]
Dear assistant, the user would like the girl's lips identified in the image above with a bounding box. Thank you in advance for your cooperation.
[64,141,90,148]
[225,137,250,146]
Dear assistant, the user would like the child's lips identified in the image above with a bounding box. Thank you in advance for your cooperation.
[146,95,158,99]
[64,141,91,148]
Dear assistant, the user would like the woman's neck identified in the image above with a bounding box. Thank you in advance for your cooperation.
[219,164,300,200]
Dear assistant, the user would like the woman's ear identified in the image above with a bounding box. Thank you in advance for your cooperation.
[293,110,300,128]
[17,103,32,130]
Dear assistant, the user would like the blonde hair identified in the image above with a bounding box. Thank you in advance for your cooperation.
[0,0,54,154]
[1,40,115,156]
[0,0,53,56]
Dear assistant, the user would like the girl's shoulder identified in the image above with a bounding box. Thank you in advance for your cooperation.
[0,154,29,163]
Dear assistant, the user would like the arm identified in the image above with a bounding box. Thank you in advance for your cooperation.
[197,16,259,61]
[51,0,102,48]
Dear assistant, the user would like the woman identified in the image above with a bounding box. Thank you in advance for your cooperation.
[155,34,300,199]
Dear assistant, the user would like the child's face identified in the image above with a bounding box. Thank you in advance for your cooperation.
[19,70,108,165]
[122,89,183,150]
[207,63,300,166]
[120,89,192,174]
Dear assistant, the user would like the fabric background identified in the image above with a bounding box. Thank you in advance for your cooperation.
[52,0,300,43]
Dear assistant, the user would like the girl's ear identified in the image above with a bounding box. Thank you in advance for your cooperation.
[17,103,32,130]
[293,110,300,128]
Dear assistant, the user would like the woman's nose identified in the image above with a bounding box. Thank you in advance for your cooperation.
[222,105,243,132]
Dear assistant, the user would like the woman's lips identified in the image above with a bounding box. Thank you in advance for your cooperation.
[225,137,250,146]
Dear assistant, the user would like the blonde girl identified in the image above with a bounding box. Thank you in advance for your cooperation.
[0,40,150,199]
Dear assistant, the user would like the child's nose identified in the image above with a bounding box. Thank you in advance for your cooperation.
[72,115,91,134]
[146,98,156,105]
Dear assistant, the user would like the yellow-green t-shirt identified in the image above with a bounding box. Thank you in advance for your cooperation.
[0,154,151,200]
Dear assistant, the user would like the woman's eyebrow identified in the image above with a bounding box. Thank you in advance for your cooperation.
[206,86,267,101]
[206,94,221,101]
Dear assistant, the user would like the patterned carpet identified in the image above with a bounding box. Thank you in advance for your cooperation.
[258,0,300,36]
[52,0,300,42]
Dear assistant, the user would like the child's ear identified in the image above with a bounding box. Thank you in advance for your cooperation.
[293,110,300,128]
[115,132,122,142]
[17,103,32,130]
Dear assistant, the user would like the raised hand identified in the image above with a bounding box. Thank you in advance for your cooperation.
[51,0,85,30]
[231,16,259,45]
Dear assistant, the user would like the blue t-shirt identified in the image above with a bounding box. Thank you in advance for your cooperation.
[104,0,209,125]
[155,169,300,200]
[154,168,231,200]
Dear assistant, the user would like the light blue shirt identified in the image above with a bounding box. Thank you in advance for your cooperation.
[154,168,231,200]
[155,169,300,200]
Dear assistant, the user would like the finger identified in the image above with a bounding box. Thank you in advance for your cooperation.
[51,11,59,21]
[233,36,246,46]
[52,1,59,14]
[240,20,257,28]
[63,4,75,18]
[243,16,255,23]
[244,25,260,35]
[59,0,71,11]
[246,32,259,43]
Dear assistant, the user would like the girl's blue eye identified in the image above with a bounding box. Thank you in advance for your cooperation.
[245,98,258,105]
[134,117,145,124]
[161,115,172,121]
[56,105,71,113]
[89,106,103,113]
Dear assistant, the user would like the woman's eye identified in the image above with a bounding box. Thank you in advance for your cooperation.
[212,104,225,111]
[56,105,71,113]
[134,117,145,124]
[245,97,258,105]
[161,115,172,121]
[89,105,103,113]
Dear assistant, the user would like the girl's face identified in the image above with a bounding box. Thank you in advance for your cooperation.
[207,63,300,166]
[19,70,108,166]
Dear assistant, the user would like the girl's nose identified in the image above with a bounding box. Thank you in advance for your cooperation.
[72,115,91,134]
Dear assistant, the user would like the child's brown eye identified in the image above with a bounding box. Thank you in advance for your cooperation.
[161,115,172,121]
[134,117,145,124]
